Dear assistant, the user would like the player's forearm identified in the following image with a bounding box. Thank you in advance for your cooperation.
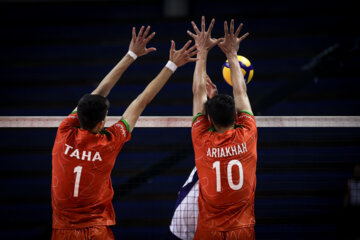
[192,51,208,115]
[227,54,246,95]
[192,51,208,94]
[122,66,173,131]
[139,66,173,106]
[227,54,253,113]
[92,54,135,97]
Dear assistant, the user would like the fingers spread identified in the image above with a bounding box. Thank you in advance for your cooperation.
[188,48,199,58]
[187,30,196,38]
[214,38,223,44]
[235,23,243,37]
[188,57,199,62]
[132,27,136,40]
[201,16,205,32]
[171,40,175,51]
[145,32,156,42]
[224,21,229,37]
[146,47,157,54]
[181,40,192,52]
[143,25,151,38]
[191,21,200,34]
[239,32,249,42]
[230,19,234,36]
[187,43,198,53]
[138,26,145,39]
[207,18,215,34]
[217,38,225,44]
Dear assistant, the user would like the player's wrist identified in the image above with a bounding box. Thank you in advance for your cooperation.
[225,51,237,58]
[197,49,208,56]
[225,52,238,59]
[165,60,178,73]
[127,50,138,60]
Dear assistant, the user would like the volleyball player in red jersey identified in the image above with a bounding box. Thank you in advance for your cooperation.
[188,17,257,239]
[51,25,198,240]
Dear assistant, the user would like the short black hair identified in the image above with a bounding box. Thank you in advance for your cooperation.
[205,94,235,128]
[77,94,110,130]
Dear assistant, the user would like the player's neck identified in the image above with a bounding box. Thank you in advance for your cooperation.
[214,124,234,134]
[80,127,99,134]
[89,121,105,134]
[81,123,102,134]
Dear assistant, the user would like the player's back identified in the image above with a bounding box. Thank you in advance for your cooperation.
[51,112,131,229]
[192,112,257,231]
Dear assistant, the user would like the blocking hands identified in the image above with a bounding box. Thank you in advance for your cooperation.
[169,40,198,67]
[218,19,249,57]
[187,16,221,52]
[129,25,157,57]
[127,19,249,63]
[187,16,249,56]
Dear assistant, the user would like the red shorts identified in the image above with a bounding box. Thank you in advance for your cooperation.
[52,225,114,240]
[194,226,255,240]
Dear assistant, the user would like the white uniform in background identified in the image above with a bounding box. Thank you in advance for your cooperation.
[169,167,199,240]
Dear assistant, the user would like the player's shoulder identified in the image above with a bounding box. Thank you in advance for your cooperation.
[237,111,255,121]
[58,111,79,132]
[108,119,131,134]
[236,111,256,128]
[192,112,205,122]
[105,119,132,143]
[192,113,210,127]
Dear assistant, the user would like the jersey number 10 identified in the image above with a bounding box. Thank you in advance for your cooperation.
[213,160,244,192]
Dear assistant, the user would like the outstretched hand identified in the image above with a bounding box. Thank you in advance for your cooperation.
[169,40,198,67]
[187,16,221,52]
[218,19,249,56]
[129,25,157,57]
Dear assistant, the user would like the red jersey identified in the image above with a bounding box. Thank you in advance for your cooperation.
[51,112,131,229]
[191,112,257,231]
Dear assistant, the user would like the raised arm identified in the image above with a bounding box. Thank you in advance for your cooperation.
[218,19,252,114]
[91,26,156,97]
[187,16,221,116]
[121,40,198,132]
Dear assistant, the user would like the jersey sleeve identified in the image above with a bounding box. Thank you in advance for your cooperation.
[105,119,132,152]
[191,113,212,145]
[58,110,80,133]
[236,111,257,134]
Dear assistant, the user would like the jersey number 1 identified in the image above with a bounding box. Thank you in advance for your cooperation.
[213,160,243,192]
[73,166,83,197]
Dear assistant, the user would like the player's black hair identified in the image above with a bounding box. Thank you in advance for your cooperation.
[77,94,110,131]
[205,94,235,128]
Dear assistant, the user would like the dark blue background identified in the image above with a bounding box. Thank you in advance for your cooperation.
[0,0,359,239]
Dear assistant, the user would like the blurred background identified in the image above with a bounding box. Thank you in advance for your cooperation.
[0,0,359,239]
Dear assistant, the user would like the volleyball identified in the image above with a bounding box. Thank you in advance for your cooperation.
[222,55,254,86]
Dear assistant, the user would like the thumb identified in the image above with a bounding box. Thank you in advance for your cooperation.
[146,47,157,54]
[215,38,223,44]
[217,38,225,44]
